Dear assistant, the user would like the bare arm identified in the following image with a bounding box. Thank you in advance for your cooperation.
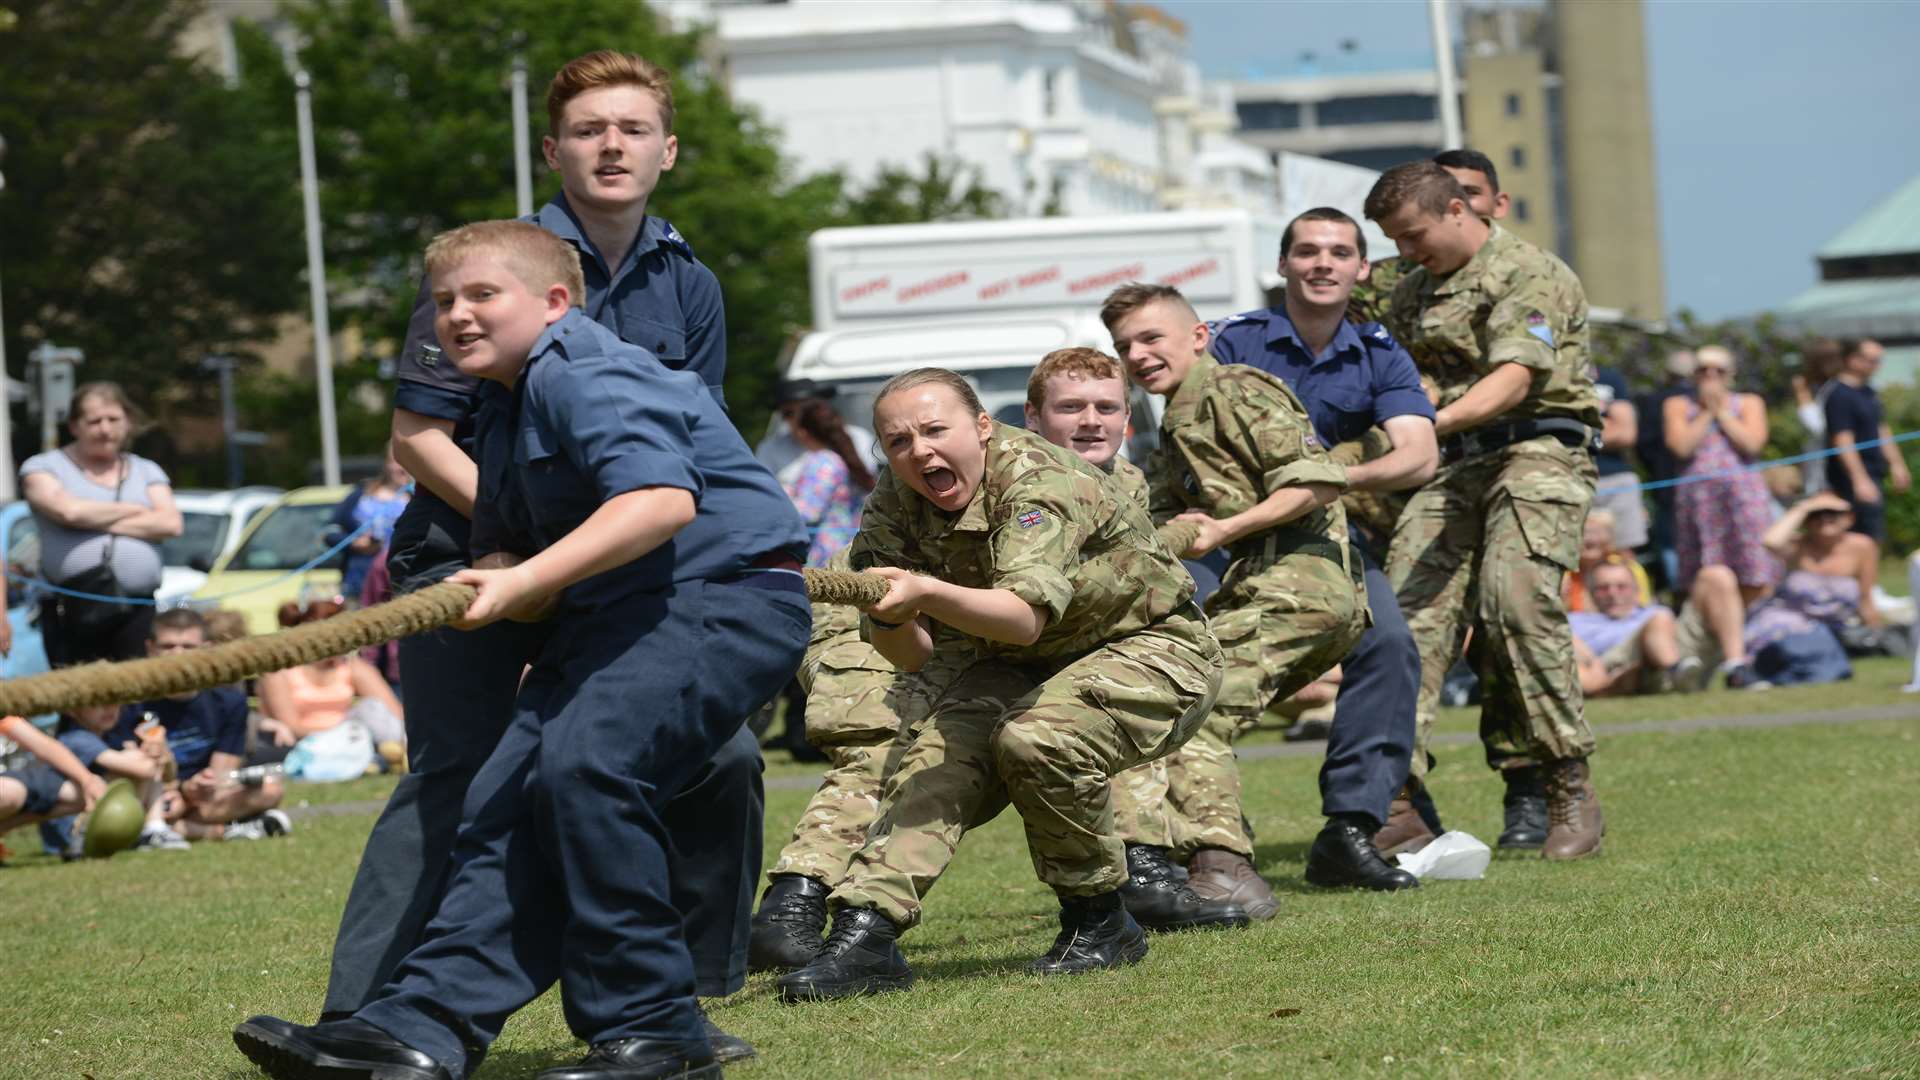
[867,614,936,672]
[1831,431,1879,503]
[20,472,142,531]
[1344,414,1438,492]
[256,672,299,731]
[1663,395,1711,461]
[1879,423,1911,492]
[450,487,696,628]
[1,717,104,810]
[1174,483,1342,558]
[92,744,161,782]
[1433,363,1534,438]
[105,482,185,541]
[349,657,404,719]
[1851,536,1882,628]
[1716,394,1770,459]
[392,408,478,519]
[1601,398,1638,453]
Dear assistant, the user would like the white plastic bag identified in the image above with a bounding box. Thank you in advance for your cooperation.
[1395,830,1491,880]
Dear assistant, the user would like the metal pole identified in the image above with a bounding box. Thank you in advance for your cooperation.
[1428,0,1464,150]
[209,356,242,488]
[294,70,342,487]
[511,54,533,217]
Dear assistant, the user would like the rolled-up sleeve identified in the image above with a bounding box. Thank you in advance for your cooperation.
[1370,343,1437,425]
[532,353,704,503]
[1485,282,1564,375]
[989,479,1085,624]
[1225,386,1350,494]
[847,477,916,573]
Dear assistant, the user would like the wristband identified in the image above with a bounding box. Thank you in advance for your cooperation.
[867,614,906,631]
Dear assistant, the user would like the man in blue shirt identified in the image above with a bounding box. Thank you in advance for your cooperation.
[1824,338,1911,543]
[1206,206,1438,889]
[319,51,762,1063]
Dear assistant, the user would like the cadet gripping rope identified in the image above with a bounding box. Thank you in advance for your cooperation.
[0,569,894,717]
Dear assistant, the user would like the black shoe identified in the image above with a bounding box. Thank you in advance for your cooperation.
[748,873,829,972]
[1304,818,1419,891]
[777,907,914,1001]
[1028,890,1148,976]
[232,1015,450,1080]
[1118,843,1250,931]
[1498,766,1549,851]
[536,1037,718,1080]
[697,1004,754,1064]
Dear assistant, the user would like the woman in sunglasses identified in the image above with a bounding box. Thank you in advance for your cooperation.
[1663,345,1779,604]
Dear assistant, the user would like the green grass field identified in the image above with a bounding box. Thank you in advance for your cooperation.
[4,660,1917,1079]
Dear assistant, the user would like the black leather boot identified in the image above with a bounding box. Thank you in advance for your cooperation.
[1305,816,1419,890]
[232,1016,450,1080]
[1028,890,1148,975]
[748,873,829,972]
[1118,843,1250,931]
[1499,766,1549,851]
[776,907,914,1001]
[536,1037,719,1080]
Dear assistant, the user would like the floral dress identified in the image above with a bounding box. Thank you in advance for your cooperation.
[1673,396,1781,592]
[784,449,862,567]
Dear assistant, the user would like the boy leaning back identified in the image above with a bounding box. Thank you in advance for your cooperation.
[235,221,812,1080]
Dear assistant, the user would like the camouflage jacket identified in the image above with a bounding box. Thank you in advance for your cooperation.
[1348,256,1414,327]
[1146,353,1350,551]
[1384,225,1600,429]
[1107,454,1150,509]
[850,423,1194,661]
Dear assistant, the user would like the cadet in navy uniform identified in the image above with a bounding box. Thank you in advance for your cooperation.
[1207,207,1439,888]
[317,52,765,1062]
[236,221,810,1080]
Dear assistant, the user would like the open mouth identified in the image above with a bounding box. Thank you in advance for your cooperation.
[452,332,484,349]
[923,467,958,495]
[1133,360,1167,383]
[595,165,629,178]
[1071,435,1107,450]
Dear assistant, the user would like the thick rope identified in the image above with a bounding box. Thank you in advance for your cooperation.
[0,568,893,718]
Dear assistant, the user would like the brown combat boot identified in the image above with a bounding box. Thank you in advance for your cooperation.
[1372,785,1436,858]
[1185,848,1279,921]
[1542,757,1604,860]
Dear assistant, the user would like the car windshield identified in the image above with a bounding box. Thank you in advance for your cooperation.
[159,511,228,568]
[227,503,336,572]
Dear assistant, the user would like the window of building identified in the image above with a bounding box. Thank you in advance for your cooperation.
[1514,197,1531,222]
[1043,69,1060,118]
[1509,145,1527,170]
[1315,93,1438,126]
[1235,100,1301,131]
[1505,92,1521,117]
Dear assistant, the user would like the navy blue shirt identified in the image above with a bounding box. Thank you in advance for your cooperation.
[1208,307,1434,449]
[1824,380,1888,498]
[55,726,116,775]
[471,309,807,608]
[110,688,248,779]
[387,196,729,589]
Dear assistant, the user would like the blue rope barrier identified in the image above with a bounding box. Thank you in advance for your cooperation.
[4,522,372,608]
[1626,428,1920,494]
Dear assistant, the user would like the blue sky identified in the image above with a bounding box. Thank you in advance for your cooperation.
[1159,0,1920,320]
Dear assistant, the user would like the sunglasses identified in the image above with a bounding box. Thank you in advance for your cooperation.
[1695,365,1731,377]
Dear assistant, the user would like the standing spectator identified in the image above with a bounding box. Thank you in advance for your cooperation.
[1663,346,1780,602]
[756,378,879,490]
[1636,349,1696,589]
[19,382,182,666]
[330,444,412,600]
[1824,339,1912,545]
[1793,339,1843,495]
[781,398,874,568]
[1742,493,1879,687]
[1589,363,1647,550]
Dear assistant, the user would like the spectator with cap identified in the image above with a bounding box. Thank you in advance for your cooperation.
[1663,345,1780,604]
[756,378,879,491]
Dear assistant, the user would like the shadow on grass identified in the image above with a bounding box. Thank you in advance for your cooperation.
[1250,840,1320,894]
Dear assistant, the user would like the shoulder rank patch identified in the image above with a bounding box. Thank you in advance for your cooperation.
[1525,311,1554,346]
[1017,508,1045,529]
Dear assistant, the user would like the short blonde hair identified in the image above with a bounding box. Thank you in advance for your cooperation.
[1694,344,1737,373]
[547,50,675,134]
[873,368,986,427]
[1027,348,1130,411]
[424,220,586,307]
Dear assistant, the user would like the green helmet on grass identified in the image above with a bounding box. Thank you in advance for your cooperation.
[83,779,145,858]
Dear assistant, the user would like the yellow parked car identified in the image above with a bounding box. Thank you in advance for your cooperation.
[191,485,353,635]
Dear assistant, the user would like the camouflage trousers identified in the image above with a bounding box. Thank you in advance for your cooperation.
[767,643,971,885]
[1387,438,1598,776]
[1154,548,1367,858]
[830,610,1223,929]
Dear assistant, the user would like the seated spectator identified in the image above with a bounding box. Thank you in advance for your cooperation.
[0,715,107,843]
[1906,552,1920,694]
[1663,345,1780,603]
[1741,493,1877,688]
[257,600,404,753]
[49,702,184,852]
[111,608,291,843]
[1570,562,1709,697]
[1565,509,1652,612]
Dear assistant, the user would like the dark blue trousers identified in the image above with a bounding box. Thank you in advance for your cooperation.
[357,581,808,1079]
[323,611,768,1013]
[1321,543,1418,827]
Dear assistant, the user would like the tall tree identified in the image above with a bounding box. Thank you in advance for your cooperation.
[0,0,304,407]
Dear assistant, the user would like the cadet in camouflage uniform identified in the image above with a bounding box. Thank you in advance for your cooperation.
[746,548,973,972]
[777,369,1223,1001]
[1364,160,1605,860]
[1023,347,1250,933]
[1103,283,1369,921]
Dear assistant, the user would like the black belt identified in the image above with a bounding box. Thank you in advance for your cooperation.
[1441,417,1599,465]
[1226,526,1360,584]
[714,552,808,596]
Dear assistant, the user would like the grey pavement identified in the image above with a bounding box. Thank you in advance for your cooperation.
[286,702,1913,820]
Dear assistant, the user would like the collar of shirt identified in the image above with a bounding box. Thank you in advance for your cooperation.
[1165,351,1222,422]
[1431,223,1512,298]
[1261,307,1367,369]
[536,196,690,282]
